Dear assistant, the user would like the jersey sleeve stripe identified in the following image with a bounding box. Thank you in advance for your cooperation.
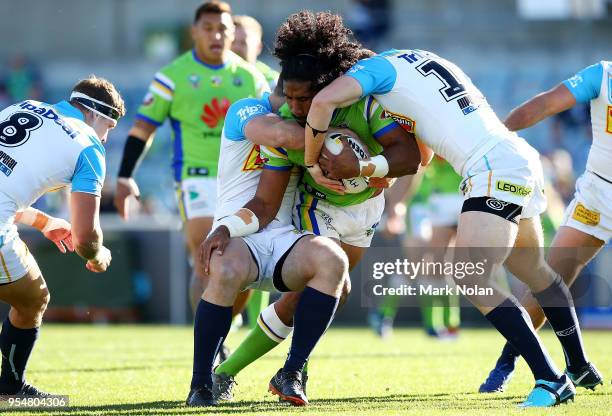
[372,122,399,139]
[135,113,163,127]
[365,96,374,122]
[264,146,289,159]
[154,72,175,91]
[263,165,293,171]
[150,82,173,101]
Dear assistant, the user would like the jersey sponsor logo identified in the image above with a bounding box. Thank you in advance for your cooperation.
[0,150,17,176]
[607,106,612,134]
[211,76,223,87]
[16,102,79,139]
[572,202,600,226]
[242,144,266,171]
[318,210,334,231]
[201,97,231,128]
[567,74,584,88]
[458,95,481,115]
[304,183,327,200]
[187,167,210,176]
[365,221,380,237]
[485,198,508,211]
[495,180,532,197]
[0,111,43,147]
[236,104,267,122]
[382,110,415,133]
[348,64,365,74]
[233,76,243,87]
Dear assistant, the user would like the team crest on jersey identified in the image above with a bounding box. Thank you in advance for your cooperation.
[189,74,201,89]
[201,97,231,128]
[382,110,415,133]
[233,76,243,87]
[606,106,612,134]
[242,144,266,171]
[211,76,223,87]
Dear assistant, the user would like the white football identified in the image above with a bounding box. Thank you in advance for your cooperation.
[324,131,371,194]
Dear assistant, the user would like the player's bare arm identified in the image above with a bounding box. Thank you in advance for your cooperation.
[15,207,74,253]
[200,168,291,274]
[305,76,364,186]
[70,192,111,273]
[504,83,577,131]
[244,114,305,150]
[114,118,157,219]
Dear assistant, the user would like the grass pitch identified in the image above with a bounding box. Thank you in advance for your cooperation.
[2,325,610,415]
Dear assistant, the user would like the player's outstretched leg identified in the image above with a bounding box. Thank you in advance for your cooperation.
[454,211,575,407]
[186,239,257,407]
[0,269,52,398]
[481,225,605,392]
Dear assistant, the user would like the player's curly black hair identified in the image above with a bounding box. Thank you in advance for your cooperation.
[274,10,373,92]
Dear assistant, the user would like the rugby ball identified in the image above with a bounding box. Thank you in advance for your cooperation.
[324,131,371,194]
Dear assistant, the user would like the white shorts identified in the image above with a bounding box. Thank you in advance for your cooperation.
[0,235,37,285]
[293,191,385,248]
[175,177,217,221]
[242,222,311,293]
[429,193,463,227]
[561,171,612,243]
[460,135,547,219]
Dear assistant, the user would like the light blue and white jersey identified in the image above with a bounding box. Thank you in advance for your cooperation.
[215,93,298,224]
[563,61,612,181]
[0,100,105,240]
[346,49,515,176]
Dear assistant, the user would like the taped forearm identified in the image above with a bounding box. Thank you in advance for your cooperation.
[213,208,260,238]
[15,208,57,232]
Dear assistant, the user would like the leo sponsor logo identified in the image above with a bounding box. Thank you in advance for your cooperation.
[495,180,532,197]
[572,203,600,226]
[606,105,612,134]
[142,92,154,107]
[382,110,415,133]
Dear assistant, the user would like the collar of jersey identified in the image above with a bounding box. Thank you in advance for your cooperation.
[192,49,228,70]
[53,100,85,121]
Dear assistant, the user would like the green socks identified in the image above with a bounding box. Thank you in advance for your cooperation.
[216,302,292,377]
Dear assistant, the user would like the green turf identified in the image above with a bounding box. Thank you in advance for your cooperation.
[1,325,610,415]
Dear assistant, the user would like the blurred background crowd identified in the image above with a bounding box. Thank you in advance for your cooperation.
[1,0,610,329]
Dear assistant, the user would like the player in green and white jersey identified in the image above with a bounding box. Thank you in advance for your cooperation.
[113,2,269,312]
[232,15,280,90]
[211,11,423,402]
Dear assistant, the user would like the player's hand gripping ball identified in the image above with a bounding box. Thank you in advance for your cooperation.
[321,131,371,194]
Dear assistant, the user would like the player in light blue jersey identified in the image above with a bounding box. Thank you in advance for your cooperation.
[302,15,592,406]
[0,76,125,397]
[480,62,609,394]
